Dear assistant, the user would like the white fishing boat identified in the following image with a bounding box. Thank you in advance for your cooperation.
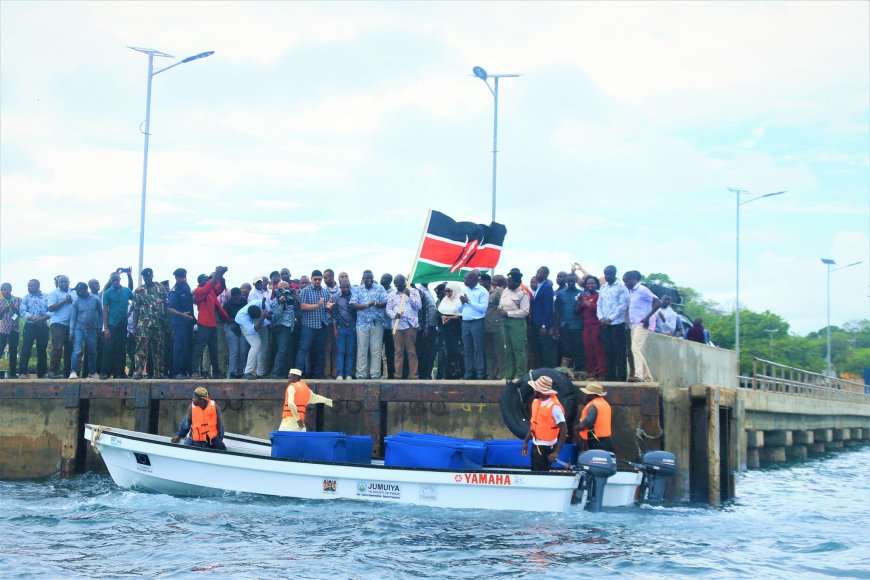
[85,424,673,513]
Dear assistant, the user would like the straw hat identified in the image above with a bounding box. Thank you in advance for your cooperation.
[530,375,556,395]
[580,382,607,396]
[193,387,209,399]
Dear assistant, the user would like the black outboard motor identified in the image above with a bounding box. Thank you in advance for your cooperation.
[576,450,617,512]
[633,450,677,502]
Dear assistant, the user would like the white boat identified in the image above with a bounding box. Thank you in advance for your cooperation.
[84,424,646,513]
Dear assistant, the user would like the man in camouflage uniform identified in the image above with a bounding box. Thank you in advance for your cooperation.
[132,268,168,379]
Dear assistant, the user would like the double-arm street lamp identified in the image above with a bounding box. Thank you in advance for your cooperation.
[472,66,519,224]
[821,258,862,376]
[129,46,214,284]
[728,187,786,370]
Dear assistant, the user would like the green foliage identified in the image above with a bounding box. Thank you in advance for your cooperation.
[657,271,868,378]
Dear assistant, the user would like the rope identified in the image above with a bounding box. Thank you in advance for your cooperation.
[90,425,108,455]
[635,421,663,460]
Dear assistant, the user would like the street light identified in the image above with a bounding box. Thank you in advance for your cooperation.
[472,66,519,224]
[728,188,786,372]
[821,258,862,376]
[129,46,214,284]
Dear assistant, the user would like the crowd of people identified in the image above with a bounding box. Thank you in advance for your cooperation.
[0,262,710,382]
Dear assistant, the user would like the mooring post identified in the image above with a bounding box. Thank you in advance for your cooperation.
[134,384,152,433]
[60,383,82,477]
[362,383,384,456]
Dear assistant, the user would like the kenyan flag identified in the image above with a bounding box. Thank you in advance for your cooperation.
[409,210,507,284]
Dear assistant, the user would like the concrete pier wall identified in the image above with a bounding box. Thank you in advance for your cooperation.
[0,380,665,482]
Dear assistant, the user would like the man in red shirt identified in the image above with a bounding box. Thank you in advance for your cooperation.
[191,266,229,379]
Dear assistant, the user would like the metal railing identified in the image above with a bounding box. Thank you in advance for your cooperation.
[738,358,868,403]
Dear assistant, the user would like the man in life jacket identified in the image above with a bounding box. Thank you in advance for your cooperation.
[170,386,226,450]
[278,368,334,431]
[521,374,567,472]
[577,381,613,451]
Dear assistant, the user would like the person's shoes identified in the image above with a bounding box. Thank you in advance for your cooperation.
[627,376,643,383]
[191,372,204,380]
[132,372,143,380]
[99,373,109,380]
[68,372,79,379]
[231,373,244,379]
[244,373,256,380]
[256,375,266,380]
[345,376,353,380]
[156,374,169,379]
[45,373,60,379]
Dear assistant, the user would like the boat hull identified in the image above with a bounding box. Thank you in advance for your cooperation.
[85,425,641,513]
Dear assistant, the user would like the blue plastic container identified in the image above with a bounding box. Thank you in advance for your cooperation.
[384,435,485,470]
[484,440,578,467]
[341,435,374,465]
[393,432,487,468]
[270,431,345,461]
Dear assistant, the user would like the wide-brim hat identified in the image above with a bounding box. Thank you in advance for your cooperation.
[530,374,556,395]
[581,382,607,396]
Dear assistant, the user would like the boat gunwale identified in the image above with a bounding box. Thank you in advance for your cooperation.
[86,424,579,478]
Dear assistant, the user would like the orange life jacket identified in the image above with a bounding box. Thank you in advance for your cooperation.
[578,397,612,440]
[530,395,565,442]
[190,399,220,442]
[282,381,312,422]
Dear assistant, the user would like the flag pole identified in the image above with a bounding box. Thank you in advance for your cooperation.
[393,209,433,335]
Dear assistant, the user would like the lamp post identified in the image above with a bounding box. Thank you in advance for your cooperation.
[821,258,862,376]
[129,46,214,284]
[728,188,786,372]
[472,66,519,224]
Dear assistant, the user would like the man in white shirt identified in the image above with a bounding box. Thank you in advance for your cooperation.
[623,271,661,382]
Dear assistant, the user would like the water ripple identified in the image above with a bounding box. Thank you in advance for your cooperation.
[1,447,869,578]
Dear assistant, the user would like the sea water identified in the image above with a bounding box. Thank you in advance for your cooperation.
[2,446,869,579]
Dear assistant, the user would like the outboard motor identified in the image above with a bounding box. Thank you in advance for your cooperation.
[576,450,617,512]
[634,450,677,502]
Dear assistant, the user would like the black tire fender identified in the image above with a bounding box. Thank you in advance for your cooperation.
[499,368,578,439]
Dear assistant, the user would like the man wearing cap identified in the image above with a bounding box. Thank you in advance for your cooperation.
[522,375,567,472]
[131,268,168,379]
[577,382,613,451]
[498,269,530,381]
[167,268,195,379]
[171,387,226,450]
[278,369,334,431]
[68,282,102,379]
[247,278,273,378]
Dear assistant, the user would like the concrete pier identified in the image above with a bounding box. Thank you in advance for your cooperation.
[2,332,868,506]
[786,445,808,459]
[760,447,787,462]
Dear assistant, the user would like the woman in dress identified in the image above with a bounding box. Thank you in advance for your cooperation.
[435,282,464,380]
[576,275,605,379]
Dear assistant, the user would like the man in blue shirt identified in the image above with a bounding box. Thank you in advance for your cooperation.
[167,268,195,379]
[554,273,584,372]
[101,271,134,379]
[350,270,388,379]
[296,270,332,379]
[46,275,74,378]
[459,269,488,380]
[531,266,556,368]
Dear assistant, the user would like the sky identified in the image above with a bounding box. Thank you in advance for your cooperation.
[1,1,868,336]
